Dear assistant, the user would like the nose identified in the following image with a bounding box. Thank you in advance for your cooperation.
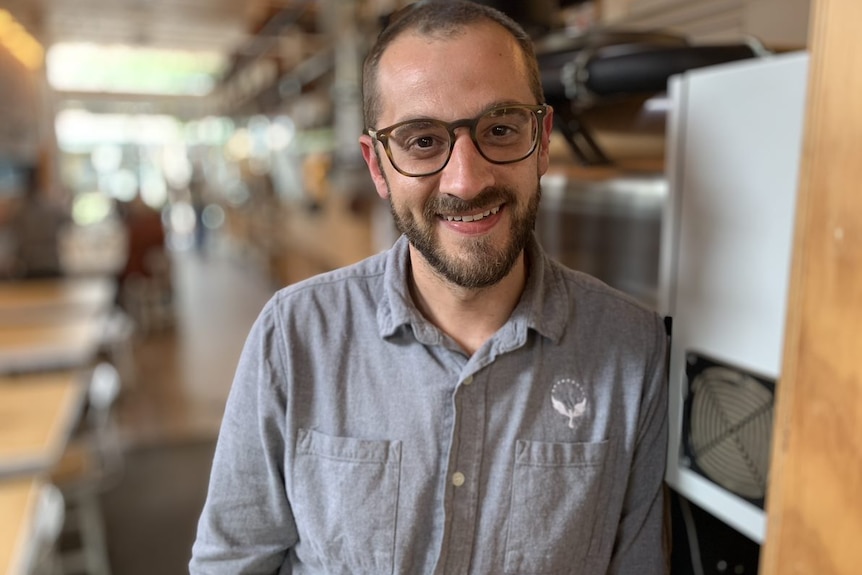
[437,129,495,199]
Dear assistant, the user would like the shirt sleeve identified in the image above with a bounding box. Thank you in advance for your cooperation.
[607,312,670,574]
[190,300,297,574]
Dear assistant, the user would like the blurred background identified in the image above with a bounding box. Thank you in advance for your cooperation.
[0,0,811,574]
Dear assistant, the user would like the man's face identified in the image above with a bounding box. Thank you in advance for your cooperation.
[360,22,553,289]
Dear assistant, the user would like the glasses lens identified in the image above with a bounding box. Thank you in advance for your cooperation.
[387,121,451,176]
[379,106,542,176]
[475,107,539,163]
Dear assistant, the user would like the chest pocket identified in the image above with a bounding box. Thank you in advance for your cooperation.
[505,439,610,574]
[293,429,401,574]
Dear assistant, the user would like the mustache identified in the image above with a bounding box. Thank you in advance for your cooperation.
[424,186,517,217]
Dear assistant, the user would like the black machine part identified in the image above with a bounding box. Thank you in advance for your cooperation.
[537,31,765,165]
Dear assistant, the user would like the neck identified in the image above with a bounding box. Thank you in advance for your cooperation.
[408,245,527,356]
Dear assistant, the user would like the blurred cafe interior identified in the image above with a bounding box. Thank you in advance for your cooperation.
[0,0,813,574]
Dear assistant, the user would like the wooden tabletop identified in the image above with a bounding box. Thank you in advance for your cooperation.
[0,277,114,374]
[0,477,40,575]
[0,316,107,374]
[0,276,116,323]
[0,371,88,478]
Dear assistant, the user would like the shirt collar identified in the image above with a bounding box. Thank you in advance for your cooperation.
[377,235,420,340]
[377,233,569,345]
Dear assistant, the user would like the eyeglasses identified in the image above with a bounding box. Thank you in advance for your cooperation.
[366,104,549,177]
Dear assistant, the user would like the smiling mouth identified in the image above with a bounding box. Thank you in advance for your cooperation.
[442,206,501,223]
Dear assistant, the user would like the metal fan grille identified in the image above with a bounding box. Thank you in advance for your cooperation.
[687,364,774,501]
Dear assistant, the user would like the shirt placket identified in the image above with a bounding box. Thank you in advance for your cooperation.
[442,371,486,575]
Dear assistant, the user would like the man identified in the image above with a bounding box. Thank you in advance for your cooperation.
[191,1,669,573]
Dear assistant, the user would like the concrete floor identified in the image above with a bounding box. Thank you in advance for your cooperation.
[116,244,276,447]
[104,243,277,573]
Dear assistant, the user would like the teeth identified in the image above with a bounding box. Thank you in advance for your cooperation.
[444,206,500,222]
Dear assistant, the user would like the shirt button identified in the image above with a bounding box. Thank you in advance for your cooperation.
[463,375,474,386]
[452,472,466,487]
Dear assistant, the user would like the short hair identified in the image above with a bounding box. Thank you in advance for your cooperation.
[361,0,545,129]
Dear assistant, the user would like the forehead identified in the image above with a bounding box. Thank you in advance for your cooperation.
[374,22,534,125]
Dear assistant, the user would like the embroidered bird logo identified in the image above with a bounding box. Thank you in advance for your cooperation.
[551,378,587,429]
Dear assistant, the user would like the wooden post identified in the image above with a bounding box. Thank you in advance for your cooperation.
[760,0,862,573]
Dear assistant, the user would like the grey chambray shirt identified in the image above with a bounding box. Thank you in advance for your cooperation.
[191,233,669,575]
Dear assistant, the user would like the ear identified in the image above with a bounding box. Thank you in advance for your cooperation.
[537,106,555,176]
[359,134,391,200]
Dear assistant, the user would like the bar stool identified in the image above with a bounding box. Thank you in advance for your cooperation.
[51,362,124,575]
[26,482,65,575]
[99,308,137,391]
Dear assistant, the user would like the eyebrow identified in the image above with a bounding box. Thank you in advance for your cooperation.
[386,100,532,127]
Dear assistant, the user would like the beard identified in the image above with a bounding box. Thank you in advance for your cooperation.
[389,182,541,289]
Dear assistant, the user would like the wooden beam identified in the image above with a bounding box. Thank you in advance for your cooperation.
[760,0,862,573]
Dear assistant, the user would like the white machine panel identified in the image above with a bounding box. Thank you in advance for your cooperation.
[659,52,809,543]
